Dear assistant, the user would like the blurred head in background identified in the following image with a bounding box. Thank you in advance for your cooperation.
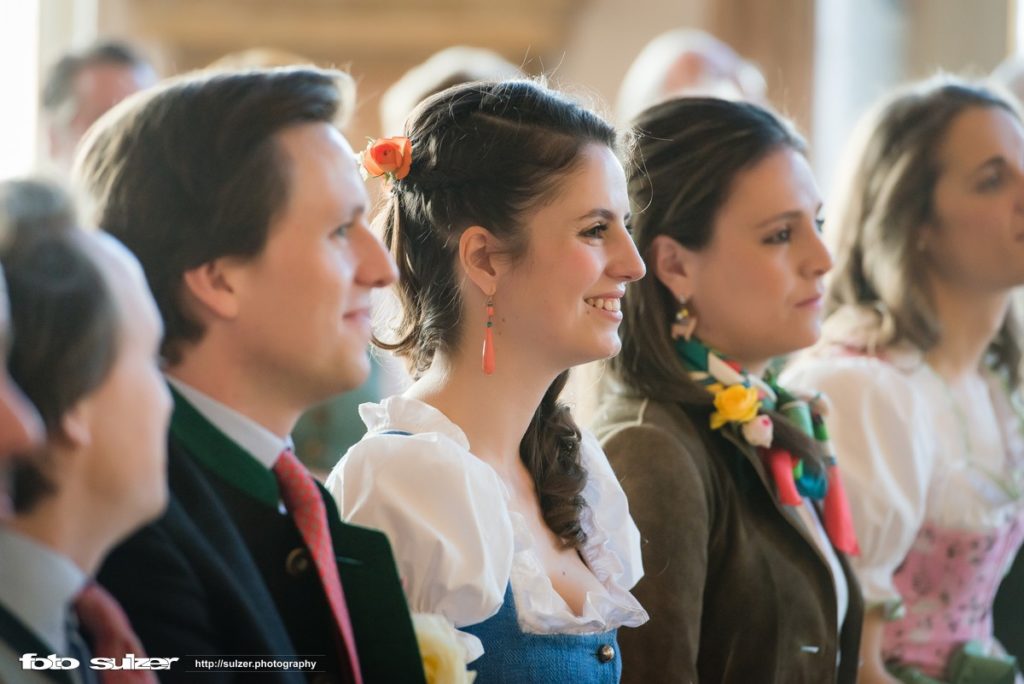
[379,46,524,135]
[616,29,766,125]
[41,40,158,175]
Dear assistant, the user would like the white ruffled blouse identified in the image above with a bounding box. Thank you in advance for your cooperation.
[781,306,1024,611]
[325,396,649,661]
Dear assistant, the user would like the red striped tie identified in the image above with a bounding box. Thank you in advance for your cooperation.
[74,582,158,684]
[273,448,362,684]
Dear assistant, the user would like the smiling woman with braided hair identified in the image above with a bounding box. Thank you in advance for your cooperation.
[326,79,649,683]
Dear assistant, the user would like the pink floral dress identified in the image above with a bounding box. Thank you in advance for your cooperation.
[783,306,1024,678]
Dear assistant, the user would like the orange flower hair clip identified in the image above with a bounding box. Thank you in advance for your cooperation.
[360,136,413,182]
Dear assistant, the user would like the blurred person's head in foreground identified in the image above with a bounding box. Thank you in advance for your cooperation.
[0,182,52,516]
[3,188,170,572]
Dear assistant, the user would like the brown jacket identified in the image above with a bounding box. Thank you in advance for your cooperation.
[593,392,863,684]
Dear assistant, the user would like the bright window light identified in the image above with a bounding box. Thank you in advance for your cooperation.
[1018,0,1024,55]
[0,0,40,180]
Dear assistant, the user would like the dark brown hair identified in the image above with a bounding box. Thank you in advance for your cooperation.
[75,67,353,364]
[825,78,1022,384]
[614,97,821,462]
[379,79,616,548]
[0,181,118,512]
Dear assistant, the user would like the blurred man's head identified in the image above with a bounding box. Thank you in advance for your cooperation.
[3,220,170,571]
[616,29,766,124]
[0,180,71,516]
[0,267,43,513]
[41,40,157,173]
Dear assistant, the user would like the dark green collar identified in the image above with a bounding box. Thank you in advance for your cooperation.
[169,386,280,507]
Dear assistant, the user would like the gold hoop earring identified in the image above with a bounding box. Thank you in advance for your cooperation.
[671,299,697,340]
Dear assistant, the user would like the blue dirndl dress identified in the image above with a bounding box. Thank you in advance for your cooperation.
[462,585,622,684]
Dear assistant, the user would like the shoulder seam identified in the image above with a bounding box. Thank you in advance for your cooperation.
[597,397,654,446]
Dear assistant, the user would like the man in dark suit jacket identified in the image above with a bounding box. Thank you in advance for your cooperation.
[75,68,426,684]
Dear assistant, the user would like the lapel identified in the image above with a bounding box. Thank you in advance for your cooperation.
[0,603,73,684]
[320,485,426,684]
[164,427,302,664]
[166,387,423,682]
[322,481,386,572]
[718,425,837,577]
[167,388,280,507]
[835,542,865,682]
[169,385,382,602]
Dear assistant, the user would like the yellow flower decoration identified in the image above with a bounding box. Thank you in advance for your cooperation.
[710,384,761,430]
[412,613,477,684]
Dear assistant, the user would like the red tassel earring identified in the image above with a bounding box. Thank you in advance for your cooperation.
[482,295,496,375]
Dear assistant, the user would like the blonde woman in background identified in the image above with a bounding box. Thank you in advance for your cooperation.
[784,78,1024,684]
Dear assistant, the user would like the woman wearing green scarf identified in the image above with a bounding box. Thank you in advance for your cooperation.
[592,97,862,683]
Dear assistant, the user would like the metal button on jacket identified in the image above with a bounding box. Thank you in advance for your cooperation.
[597,644,616,663]
[285,547,311,576]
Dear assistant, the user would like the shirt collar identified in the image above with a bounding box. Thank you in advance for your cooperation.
[0,526,86,652]
[359,395,471,449]
[166,376,293,469]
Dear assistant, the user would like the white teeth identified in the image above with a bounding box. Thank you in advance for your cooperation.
[585,297,621,312]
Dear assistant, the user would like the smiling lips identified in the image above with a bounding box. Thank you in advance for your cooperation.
[585,297,622,312]
[796,294,823,308]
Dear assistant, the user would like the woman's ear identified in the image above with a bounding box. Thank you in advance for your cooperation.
[649,235,698,301]
[182,258,242,320]
[458,226,507,296]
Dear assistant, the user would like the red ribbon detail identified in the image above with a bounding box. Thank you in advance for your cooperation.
[824,466,861,556]
[765,447,802,506]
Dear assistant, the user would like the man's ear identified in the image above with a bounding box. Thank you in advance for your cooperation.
[57,400,92,450]
[182,258,243,320]
[649,235,698,301]
[458,226,508,296]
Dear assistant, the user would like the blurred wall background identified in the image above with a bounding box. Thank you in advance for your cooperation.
[2,0,1013,423]
[7,0,1013,192]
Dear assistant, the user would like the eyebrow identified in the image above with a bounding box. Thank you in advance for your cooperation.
[342,205,366,222]
[754,204,824,228]
[755,209,803,228]
[576,208,631,223]
[973,156,1009,174]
